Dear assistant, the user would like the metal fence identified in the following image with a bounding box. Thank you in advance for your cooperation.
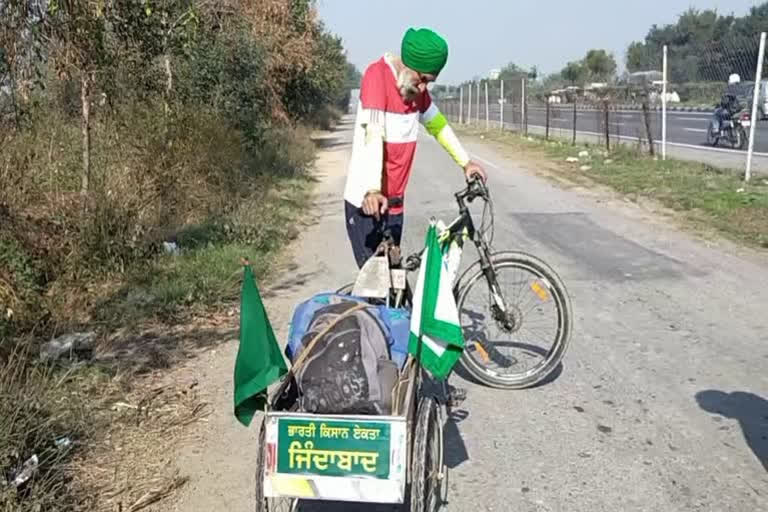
[439,32,768,181]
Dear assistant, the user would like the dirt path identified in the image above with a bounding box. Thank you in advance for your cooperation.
[167,122,358,512]
[162,117,768,511]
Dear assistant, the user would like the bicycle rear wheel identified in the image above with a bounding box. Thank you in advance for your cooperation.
[456,252,572,389]
[255,419,297,511]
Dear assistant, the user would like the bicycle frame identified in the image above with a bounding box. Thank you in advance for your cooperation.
[444,182,511,327]
[388,179,512,326]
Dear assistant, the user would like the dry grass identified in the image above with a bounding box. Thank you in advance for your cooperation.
[0,338,209,512]
[0,344,107,511]
[1,114,318,510]
[0,104,315,339]
[74,370,212,512]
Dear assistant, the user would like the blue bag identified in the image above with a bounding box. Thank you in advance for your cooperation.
[285,293,411,369]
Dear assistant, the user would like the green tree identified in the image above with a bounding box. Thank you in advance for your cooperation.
[561,61,585,85]
[583,49,617,81]
[624,3,768,82]
[626,41,657,72]
[42,0,112,196]
[499,61,530,82]
[345,61,361,88]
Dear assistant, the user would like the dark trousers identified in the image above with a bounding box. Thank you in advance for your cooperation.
[714,106,731,132]
[344,201,403,269]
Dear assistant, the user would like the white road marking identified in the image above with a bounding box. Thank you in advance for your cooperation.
[527,106,713,115]
[683,128,708,133]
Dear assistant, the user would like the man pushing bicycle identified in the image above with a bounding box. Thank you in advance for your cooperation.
[343,27,487,268]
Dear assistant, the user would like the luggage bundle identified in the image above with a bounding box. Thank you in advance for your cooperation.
[284,293,410,415]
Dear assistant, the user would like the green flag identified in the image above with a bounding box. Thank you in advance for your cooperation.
[408,222,465,379]
[233,264,288,427]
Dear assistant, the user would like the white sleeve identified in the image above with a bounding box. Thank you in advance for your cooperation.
[358,108,386,193]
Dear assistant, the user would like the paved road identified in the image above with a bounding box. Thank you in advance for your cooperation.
[444,100,768,173]
[493,104,768,153]
[173,117,768,512]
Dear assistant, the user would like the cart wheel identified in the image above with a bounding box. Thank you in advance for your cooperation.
[255,419,297,512]
[410,397,443,512]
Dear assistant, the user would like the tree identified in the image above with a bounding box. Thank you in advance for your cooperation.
[583,49,617,81]
[344,61,361,89]
[499,61,530,82]
[561,61,585,85]
[734,3,768,34]
[626,41,657,72]
[239,0,318,121]
[0,0,48,129]
[41,1,112,196]
[540,71,563,90]
[624,3,768,83]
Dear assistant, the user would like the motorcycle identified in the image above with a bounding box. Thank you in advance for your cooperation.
[707,108,749,150]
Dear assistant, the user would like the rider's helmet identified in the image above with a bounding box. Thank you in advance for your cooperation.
[728,73,741,84]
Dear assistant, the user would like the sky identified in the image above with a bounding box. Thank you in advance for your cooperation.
[315,0,758,84]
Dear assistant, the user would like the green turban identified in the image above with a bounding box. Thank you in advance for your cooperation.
[401,28,448,76]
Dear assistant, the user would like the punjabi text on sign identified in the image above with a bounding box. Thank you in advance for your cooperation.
[288,441,379,473]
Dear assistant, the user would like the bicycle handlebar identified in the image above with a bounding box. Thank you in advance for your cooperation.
[456,175,490,204]
[374,176,489,256]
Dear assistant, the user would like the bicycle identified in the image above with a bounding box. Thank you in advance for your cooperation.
[338,177,573,390]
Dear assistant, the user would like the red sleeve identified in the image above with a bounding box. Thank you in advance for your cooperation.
[418,90,432,114]
[359,62,387,111]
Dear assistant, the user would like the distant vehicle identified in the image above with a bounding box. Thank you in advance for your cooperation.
[707,108,749,150]
[731,80,768,120]
[755,80,768,120]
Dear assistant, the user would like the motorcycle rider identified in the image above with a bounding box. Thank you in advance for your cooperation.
[714,73,744,135]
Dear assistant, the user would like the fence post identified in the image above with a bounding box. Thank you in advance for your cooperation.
[521,77,526,134]
[746,32,766,182]
[476,82,481,125]
[642,97,655,156]
[662,44,668,161]
[604,101,610,151]
[485,81,489,131]
[546,98,551,140]
[467,83,472,125]
[500,79,504,131]
[572,100,577,145]
[459,86,464,124]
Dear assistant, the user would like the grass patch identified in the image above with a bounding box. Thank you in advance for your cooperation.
[457,126,768,249]
[0,344,113,511]
[0,168,314,512]
[1,118,319,510]
[96,175,312,326]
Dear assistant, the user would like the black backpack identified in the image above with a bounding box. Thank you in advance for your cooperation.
[294,300,399,415]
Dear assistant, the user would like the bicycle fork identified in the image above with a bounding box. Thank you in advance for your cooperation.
[476,241,513,329]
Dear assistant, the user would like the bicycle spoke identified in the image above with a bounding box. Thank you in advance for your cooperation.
[458,255,571,387]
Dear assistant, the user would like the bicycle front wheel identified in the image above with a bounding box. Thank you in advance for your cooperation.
[456,252,572,389]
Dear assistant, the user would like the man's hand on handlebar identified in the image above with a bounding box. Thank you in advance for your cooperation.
[362,191,388,220]
[463,160,487,184]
